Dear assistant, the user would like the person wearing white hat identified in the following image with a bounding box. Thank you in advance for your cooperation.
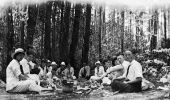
[90,61,105,82]
[6,48,51,93]
[56,62,66,78]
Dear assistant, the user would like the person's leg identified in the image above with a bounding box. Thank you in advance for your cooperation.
[111,80,134,93]
[9,80,42,93]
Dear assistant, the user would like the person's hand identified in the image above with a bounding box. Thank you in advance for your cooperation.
[19,74,28,81]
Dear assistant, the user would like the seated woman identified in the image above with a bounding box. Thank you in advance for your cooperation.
[90,61,105,83]
[63,64,76,80]
[79,63,91,80]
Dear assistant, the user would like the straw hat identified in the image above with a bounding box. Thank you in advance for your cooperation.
[95,61,101,65]
[12,48,25,59]
[61,62,66,66]
[51,61,57,65]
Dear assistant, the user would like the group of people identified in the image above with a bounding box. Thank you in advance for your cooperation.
[6,46,143,94]
[90,50,143,93]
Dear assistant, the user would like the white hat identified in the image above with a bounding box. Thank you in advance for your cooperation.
[95,61,101,65]
[12,48,25,58]
[47,60,51,63]
[51,61,57,65]
[61,62,65,65]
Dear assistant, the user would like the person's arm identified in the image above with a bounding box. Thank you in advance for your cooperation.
[125,63,143,84]
[124,77,142,84]
[71,67,74,76]
[94,65,124,81]
[78,68,82,78]
[19,74,28,80]
[86,66,90,76]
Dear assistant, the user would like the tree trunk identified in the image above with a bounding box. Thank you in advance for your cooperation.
[51,2,57,61]
[99,7,102,59]
[27,4,37,48]
[164,10,167,47]
[59,2,71,62]
[82,4,91,64]
[69,4,82,70]
[6,7,14,65]
[121,11,124,53]
[44,2,52,60]
[20,21,25,48]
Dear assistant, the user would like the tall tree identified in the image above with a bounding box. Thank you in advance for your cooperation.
[44,2,52,60]
[121,11,124,53]
[59,2,71,62]
[26,4,37,48]
[82,4,92,64]
[51,2,57,61]
[164,10,167,47]
[6,7,14,65]
[69,4,82,70]
[20,21,25,48]
[99,7,102,59]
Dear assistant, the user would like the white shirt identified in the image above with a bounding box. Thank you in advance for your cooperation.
[29,61,36,69]
[95,66,105,77]
[6,59,21,91]
[20,58,30,74]
[127,60,143,81]
[122,60,130,77]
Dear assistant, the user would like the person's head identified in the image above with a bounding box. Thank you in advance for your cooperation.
[41,59,47,67]
[117,53,125,64]
[83,63,87,67]
[51,61,57,67]
[124,50,134,62]
[60,62,66,68]
[26,50,35,62]
[13,48,25,61]
[112,56,118,66]
[95,61,101,67]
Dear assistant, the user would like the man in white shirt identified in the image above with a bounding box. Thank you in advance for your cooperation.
[20,50,40,85]
[6,48,50,93]
[111,50,143,92]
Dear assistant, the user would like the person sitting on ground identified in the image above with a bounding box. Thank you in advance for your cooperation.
[92,50,143,93]
[20,50,40,85]
[39,59,48,80]
[56,62,67,79]
[64,63,76,79]
[79,63,91,80]
[6,48,50,93]
[50,61,58,76]
[90,61,105,82]
[116,53,130,80]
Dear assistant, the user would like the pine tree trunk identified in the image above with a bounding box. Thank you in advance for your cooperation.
[82,4,91,64]
[99,7,102,59]
[27,4,37,48]
[44,2,52,60]
[69,4,82,71]
[121,11,124,53]
[164,11,167,47]
[59,2,71,62]
[52,2,57,61]
[6,7,14,65]
[20,21,25,48]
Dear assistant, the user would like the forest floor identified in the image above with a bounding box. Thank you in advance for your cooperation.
[0,87,169,100]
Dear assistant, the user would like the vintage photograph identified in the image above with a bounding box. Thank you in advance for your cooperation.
[0,0,170,99]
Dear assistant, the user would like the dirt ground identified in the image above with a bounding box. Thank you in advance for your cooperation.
[0,88,169,100]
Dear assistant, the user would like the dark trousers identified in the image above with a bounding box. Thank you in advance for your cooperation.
[110,79,142,93]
